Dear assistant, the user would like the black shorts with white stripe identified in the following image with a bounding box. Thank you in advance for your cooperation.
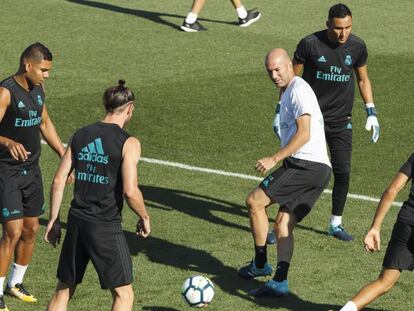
[259,157,331,222]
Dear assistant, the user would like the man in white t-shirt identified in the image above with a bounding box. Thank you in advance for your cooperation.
[238,48,332,296]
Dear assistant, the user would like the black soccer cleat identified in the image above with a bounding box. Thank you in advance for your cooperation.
[5,283,37,303]
[238,9,261,27]
[180,20,208,32]
[0,295,9,311]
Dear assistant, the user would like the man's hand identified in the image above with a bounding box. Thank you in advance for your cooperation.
[44,218,62,248]
[256,156,278,174]
[66,171,75,185]
[364,228,380,252]
[272,101,281,140]
[365,103,380,143]
[7,140,31,161]
[136,218,150,238]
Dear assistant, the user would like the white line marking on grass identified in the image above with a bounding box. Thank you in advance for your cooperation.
[43,140,403,207]
[138,157,402,207]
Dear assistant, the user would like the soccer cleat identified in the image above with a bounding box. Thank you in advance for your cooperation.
[5,283,37,303]
[328,224,353,241]
[249,279,289,297]
[180,20,207,32]
[238,260,272,278]
[238,9,261,27]
[0,296,9,311]
[267,230,277,245]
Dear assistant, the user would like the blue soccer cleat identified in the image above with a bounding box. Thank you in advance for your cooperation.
[328,224,353,241]
[267,230,277,245]
[238,260,272,279]
[249,279,289,297]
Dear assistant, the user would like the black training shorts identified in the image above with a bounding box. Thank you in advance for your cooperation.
[0,165,44,223]
[57,213,133,289]
[259,157,331,222]
[383,220,414,271]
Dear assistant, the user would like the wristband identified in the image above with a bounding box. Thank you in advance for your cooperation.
[365,103,377,116]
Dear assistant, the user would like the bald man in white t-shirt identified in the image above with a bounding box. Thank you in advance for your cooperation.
[238,48,332,297]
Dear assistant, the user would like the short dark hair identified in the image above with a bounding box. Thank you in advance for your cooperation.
[328,3,352,20]
[20,42,53,67]
[103,80,135,113]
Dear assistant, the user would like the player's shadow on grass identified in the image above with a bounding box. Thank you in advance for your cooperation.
[142,307,180,311]
[66,0,235,31]
[125,233,254,300]
[141,185,331,238]
[140,185,250,232]
[125,234,387,311]
[246,294,388,311]
[296,223,329,237]
[37,218,386,311]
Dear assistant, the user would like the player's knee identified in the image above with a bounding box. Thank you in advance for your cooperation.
[22,223,40,241]
[113,285,134,304]
[245,195,254,209]
[3,227,23,245]
[377,276,398,294]
[246,193,263,213]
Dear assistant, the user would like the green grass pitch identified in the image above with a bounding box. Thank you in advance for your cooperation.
[0,0,413,310]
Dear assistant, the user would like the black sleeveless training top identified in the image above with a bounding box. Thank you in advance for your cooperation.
[69,121,131,223]
[0,76,45,168]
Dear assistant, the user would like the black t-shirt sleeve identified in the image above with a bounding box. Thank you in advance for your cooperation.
[399,153,414,178]
[293,38,309,64]
[354,41,368,68]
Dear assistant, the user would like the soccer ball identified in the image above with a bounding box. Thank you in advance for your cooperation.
[181,275,215,308]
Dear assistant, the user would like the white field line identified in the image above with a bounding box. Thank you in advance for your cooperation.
[43,141,403,207]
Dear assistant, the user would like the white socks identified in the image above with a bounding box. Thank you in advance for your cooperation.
[8,263,28,287]
[340,301,357,311]
[185,12,198,24]
[0,277,5,296]
[236,5,248,19]
[186,6,247,23]
[330,215,342,227]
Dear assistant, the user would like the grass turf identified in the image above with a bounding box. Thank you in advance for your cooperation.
[0,0,413,310]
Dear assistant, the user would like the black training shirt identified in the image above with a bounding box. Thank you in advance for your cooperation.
[293,30,368,123]
[397,153,414,226]
[0,77,45,168]
[69,122,130,223]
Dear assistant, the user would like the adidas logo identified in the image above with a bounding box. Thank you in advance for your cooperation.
[81,138,105,154]
[17,101,25,108]
[317,56,327,62]
[78,138,109,164]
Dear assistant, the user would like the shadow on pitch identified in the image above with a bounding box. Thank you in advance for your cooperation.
[140,185,250,232]
[296,223,329,237]
[142,307,180,311]
[144,185,335,239]
[66,0,235,31]
[125,234,389,311]
[37,219,386,310]
[245,293,388,311]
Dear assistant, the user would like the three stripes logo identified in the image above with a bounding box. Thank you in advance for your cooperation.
[317,56,327,62]
[78,138,109,164]
[17,101,25,109]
